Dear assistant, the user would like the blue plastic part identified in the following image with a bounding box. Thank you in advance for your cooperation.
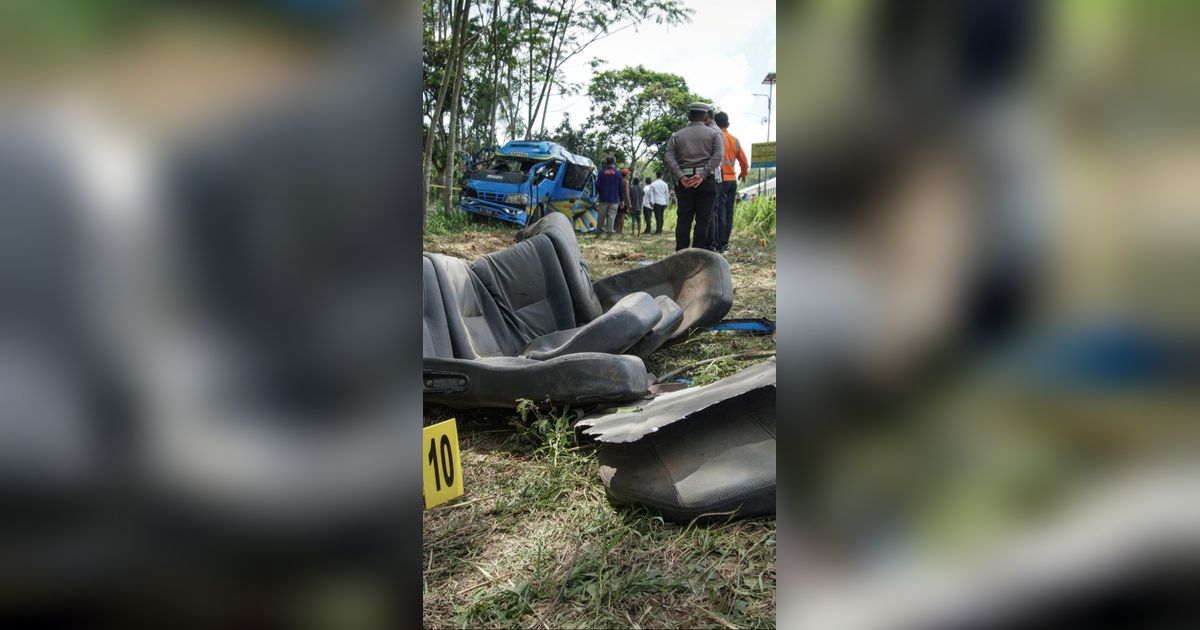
[704,319,776,334]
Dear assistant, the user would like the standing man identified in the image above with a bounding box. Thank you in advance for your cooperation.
[713,111,749,253]
[641,176,654,234]
[703,107,724,249]
[645,170,669,235]
[664,102,723,251]
[628,176,644,235]
[615,168,632,234]
[595,155,624,239]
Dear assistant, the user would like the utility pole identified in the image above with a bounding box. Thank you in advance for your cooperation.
[763,72,774,142]
[758,72,775,197]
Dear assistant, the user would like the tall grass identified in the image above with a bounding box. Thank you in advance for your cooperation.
[423,206,472,235]
[423,201,511,236]
[661,194,777,239]
[732,194,776,240]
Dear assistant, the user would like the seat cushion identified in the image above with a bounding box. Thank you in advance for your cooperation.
[426,253,520,358]
[471,233,577,343]
[626,296,684,359]
[592,248,733,342]
[423,353,650,408]
[515,213,603,323]
[518,292,662,361]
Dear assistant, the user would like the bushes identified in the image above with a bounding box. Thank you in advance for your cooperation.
[733,194,776,240]
[424,205,472,235]
[424,200,508,236]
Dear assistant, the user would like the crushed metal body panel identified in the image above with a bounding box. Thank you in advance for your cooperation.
[591,358,777,523]
[578,357,776,443]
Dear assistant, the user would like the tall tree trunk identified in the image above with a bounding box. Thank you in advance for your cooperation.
[525,3,534,140]
[443,0,472,215]
[486,0,501,147]
[423,0,466,218]
[531,0,570,138]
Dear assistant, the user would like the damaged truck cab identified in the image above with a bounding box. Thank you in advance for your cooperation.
[459,140,599,233]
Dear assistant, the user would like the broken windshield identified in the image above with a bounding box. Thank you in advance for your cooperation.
[487,156,538,174]
[469,156,540,183]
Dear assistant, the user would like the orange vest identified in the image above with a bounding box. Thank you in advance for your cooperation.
[720,129,749,181]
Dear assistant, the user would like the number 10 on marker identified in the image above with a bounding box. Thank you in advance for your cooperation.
[423,418,464,509]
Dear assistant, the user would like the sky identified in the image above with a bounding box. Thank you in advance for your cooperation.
[536,0,777,150]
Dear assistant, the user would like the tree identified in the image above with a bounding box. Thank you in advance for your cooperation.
[585,65,708,178]
[421,0,693,212]
[422,0,472,216]
[509,0,690,140]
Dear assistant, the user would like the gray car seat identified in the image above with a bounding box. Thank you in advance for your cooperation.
[422,213,734,408]
[426,250,661,361]
[422,252,652,408]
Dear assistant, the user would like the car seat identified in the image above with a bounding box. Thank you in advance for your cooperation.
[423,213,734,408]
[422,250,654,408]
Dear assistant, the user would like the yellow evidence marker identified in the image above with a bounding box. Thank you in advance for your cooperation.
[423,418,464,509]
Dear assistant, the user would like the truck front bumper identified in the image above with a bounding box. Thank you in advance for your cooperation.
[459,198,528,226]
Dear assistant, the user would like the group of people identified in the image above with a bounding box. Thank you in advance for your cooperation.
[663,102,749,253]
[592,102,749,254]
[594,160,670,238]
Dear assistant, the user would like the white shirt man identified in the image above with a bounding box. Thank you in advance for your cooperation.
[646,176,669,206]
[644,174,670,235]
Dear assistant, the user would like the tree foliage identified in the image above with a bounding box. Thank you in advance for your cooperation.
[585,64,708,178]
[421,0,691,215]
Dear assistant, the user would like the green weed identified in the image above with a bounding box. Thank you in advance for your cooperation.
[733,194,777,240]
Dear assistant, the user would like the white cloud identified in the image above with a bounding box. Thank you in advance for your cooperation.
[534,0,776,148]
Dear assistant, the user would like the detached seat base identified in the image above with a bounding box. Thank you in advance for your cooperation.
[423,353,649,409]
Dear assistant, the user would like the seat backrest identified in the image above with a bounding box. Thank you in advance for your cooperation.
[426,253,520,358]
[515,213,602,323]
[471,234,576,344]
[422,256,453,358]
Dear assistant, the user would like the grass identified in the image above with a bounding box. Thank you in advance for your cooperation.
[732,195,776,242]
[422,203,776,629]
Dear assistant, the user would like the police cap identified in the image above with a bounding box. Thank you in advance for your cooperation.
[687,101,713,114]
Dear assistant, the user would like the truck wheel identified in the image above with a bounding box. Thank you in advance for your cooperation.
[528,205,543,223]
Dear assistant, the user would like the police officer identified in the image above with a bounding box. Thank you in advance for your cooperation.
[664,102,724,251]
[703,105,725,250]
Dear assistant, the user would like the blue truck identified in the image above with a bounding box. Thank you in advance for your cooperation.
[459,141,599,233]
